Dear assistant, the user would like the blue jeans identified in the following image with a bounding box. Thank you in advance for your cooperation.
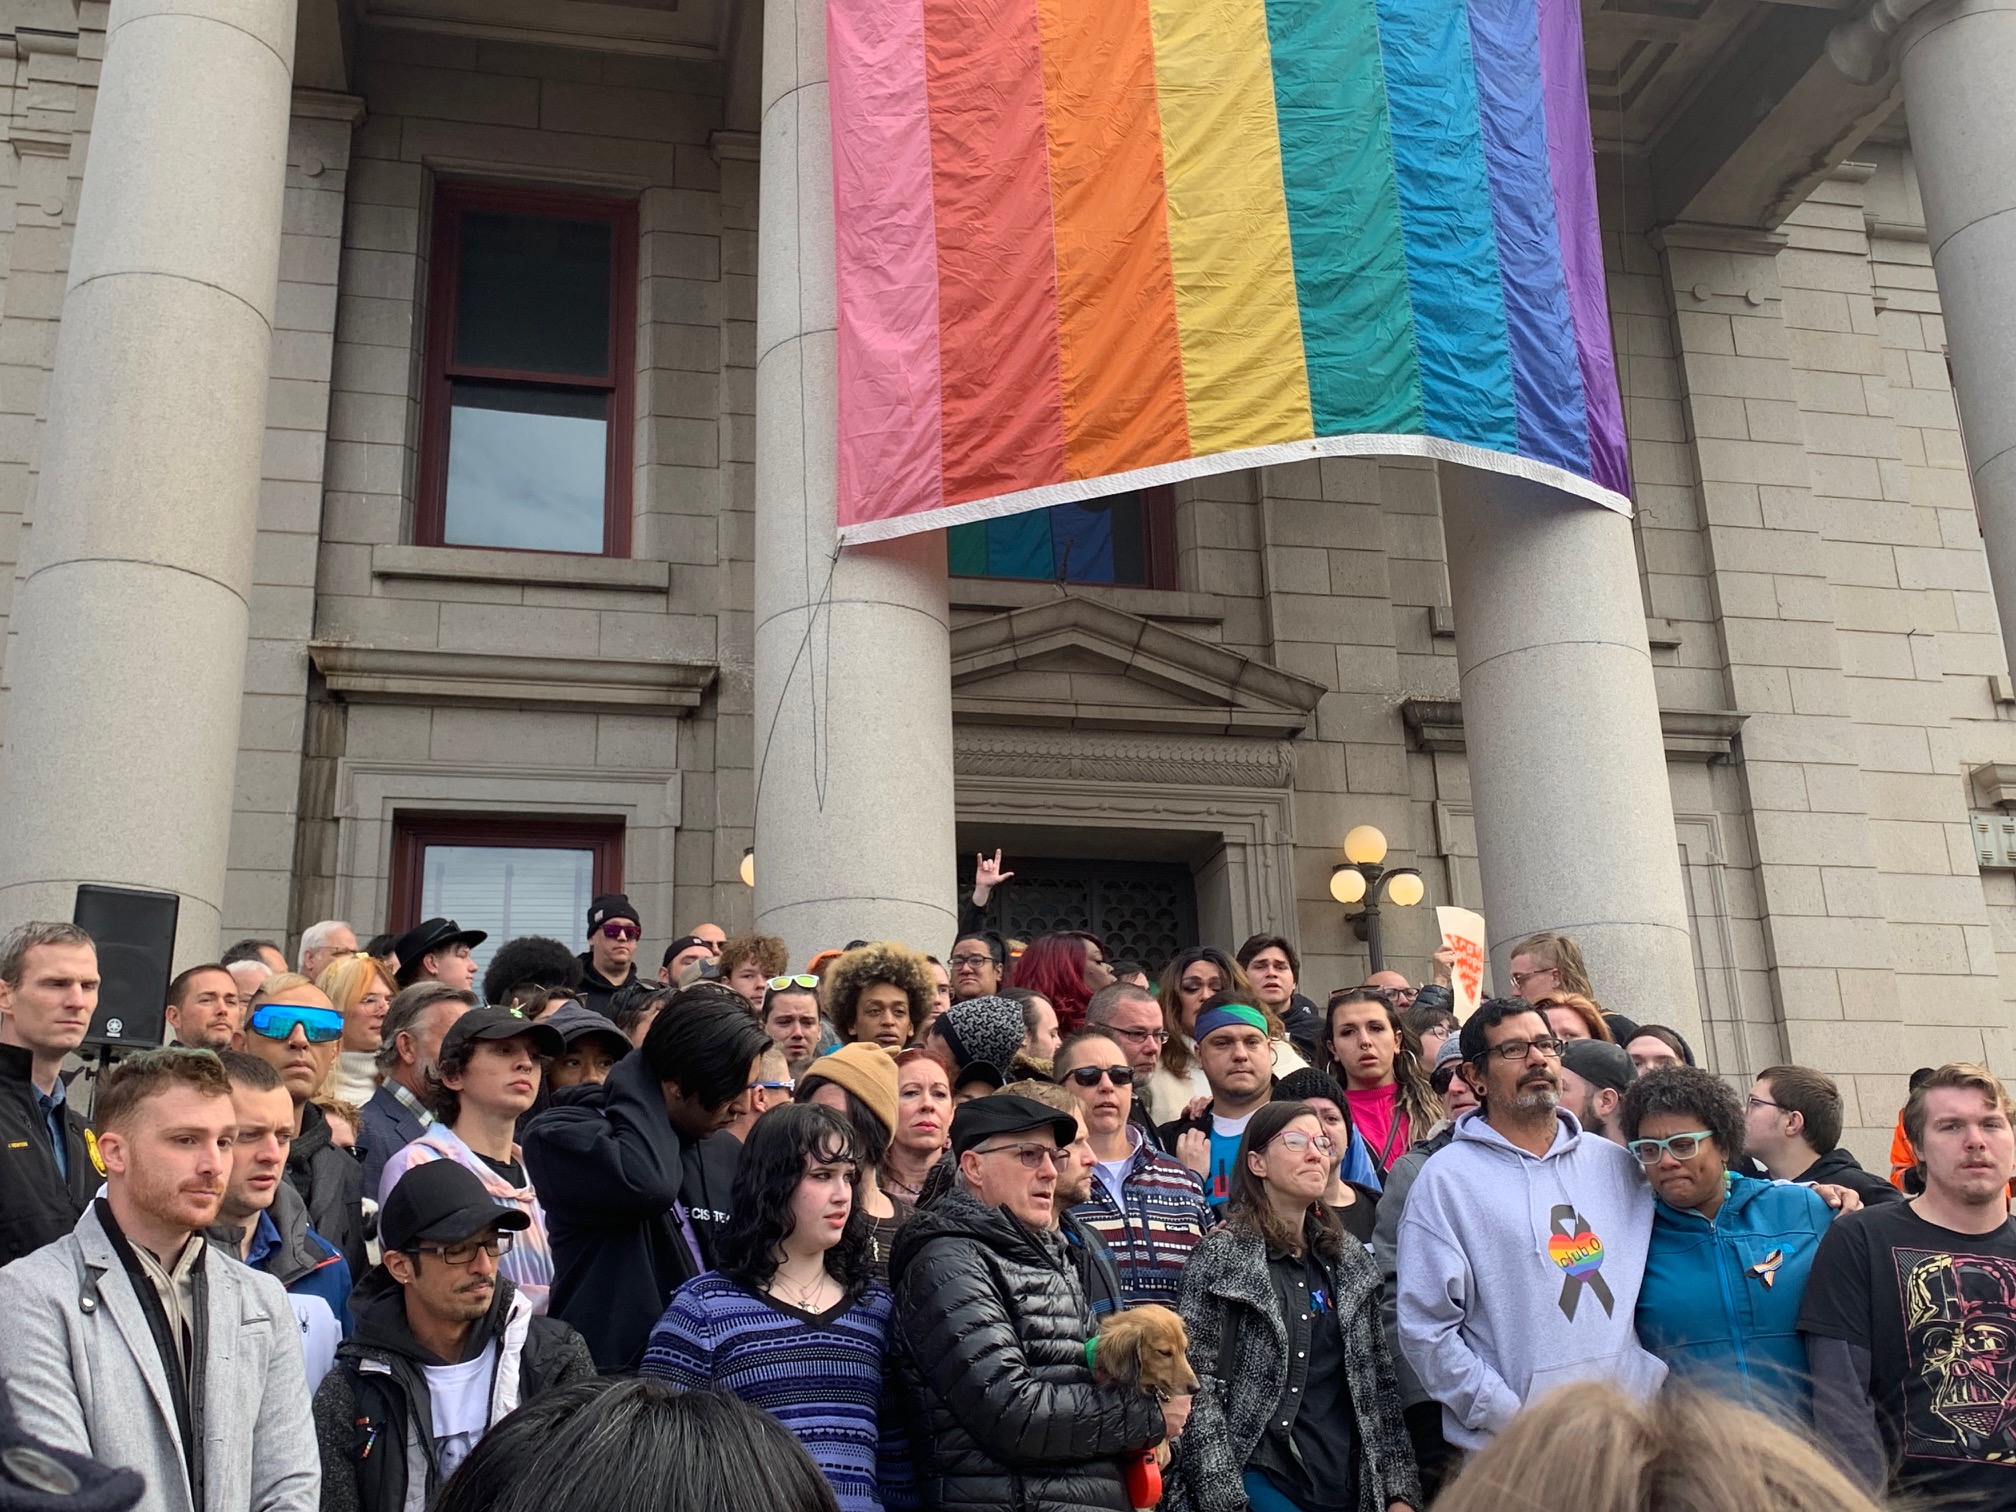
[1242,1470,1311,1512]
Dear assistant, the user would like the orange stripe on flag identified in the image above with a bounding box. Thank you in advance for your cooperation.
[922,0,1067,504]
[1036,0,1191,479]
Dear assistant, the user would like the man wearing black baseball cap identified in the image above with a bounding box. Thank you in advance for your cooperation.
[657,934,714,987]
[1558,1037,1636,1144]
[312,1161,594,1512]
[575,894,642,1019]
[888,1095,1186,1512]
[391,918,487,993]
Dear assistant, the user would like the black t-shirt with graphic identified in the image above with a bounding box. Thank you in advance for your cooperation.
[1798,1200,2016,1502]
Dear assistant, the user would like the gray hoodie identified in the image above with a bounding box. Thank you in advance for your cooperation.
[1396,1107,1664,1449]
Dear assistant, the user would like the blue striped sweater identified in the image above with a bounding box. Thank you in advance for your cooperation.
[641,1272,910,1512]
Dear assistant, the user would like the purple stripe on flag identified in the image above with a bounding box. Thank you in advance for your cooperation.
[1536,0,1629,497]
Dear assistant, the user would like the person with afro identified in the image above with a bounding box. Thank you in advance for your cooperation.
[824,942,936,1052]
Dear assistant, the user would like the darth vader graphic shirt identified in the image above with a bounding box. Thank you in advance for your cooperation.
[1800,1202,2016,1501]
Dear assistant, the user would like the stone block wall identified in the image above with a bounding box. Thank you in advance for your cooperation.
[289,33,755,964]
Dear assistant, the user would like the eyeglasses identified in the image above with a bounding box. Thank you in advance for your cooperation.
[1271,1131,1336,1156]
[1061,1065,1135,1088]
[947,954,998,970]
[408,1233,515,1265]
[247,1004,344,1044]
[1474,1035,1563,1063]
[751,1079,796,1092]
[973,1142,1070,1169]
[1746,1096,1784,1113]
[767,975,821,991]
[599,924,641,941]
[1626,1130,1715,1164]
[1105,1025,1169,1046]
[1509,967,1559,991]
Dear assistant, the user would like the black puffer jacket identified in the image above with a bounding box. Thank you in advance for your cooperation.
[284,1098,366,1280]
[889,1187,1166,1512]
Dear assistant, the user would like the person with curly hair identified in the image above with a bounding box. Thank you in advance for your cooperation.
[641,1104,905,1512]
[481,936,584,1015]
[720,934,790,1013]
[825,941,934,1051]
[1624,1065,1833,1413]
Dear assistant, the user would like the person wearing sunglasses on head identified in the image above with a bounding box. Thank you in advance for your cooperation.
[576,894,643,1020]
[1053,1029,1210,1308]
[242,974,368,1279]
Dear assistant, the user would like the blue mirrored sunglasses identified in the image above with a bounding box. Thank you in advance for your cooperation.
[248,1003,344,1044]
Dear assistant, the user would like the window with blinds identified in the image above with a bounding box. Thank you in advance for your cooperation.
[388,814,626,984]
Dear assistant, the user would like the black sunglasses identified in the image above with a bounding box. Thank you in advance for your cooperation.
[1061,1065,1135,1088]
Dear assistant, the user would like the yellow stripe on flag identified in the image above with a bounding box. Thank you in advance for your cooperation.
[1145,0,1312,451]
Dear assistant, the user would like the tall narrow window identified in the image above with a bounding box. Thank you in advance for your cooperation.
[418,184,637,556]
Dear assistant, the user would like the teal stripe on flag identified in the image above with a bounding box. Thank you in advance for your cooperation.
[985,509,1052,578]
[1264,0,1422,436]
[1374,0,1517,450]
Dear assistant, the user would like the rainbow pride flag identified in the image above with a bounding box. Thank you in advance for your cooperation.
[827,0,1630,541]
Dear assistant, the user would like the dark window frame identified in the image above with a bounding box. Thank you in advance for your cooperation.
[947,486,1180,589]
[386,811,626,934]
[415,181,639,558]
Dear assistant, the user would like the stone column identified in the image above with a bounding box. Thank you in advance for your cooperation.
[1440,466,1701,1035]
[751,0,958,957]
[0,0,295,959]
[1894,0,2016,683]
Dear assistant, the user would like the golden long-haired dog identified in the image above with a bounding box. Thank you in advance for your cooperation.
[1090,1305,1197,1509]
[1092,1304,1198,1399]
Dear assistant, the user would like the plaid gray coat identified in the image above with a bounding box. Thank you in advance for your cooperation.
[1171,1222,1421,1512]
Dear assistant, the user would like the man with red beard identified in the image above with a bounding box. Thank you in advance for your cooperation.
[0,1047,318,1512]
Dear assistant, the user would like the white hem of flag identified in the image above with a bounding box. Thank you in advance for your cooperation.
[834,433,1632,544]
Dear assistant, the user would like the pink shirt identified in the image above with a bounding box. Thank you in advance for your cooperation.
[1346,1082,1409,1172]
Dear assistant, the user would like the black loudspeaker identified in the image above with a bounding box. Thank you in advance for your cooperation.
[73,884,180,1051]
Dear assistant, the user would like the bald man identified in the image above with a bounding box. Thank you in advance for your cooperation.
[240,981,366,1277]
[1362,969,1418,1010]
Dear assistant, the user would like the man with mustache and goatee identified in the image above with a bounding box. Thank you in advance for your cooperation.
[0,1046,319,1512]
[311,1161,594,1512]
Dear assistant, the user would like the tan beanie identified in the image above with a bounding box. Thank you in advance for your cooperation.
[801,1040,899,1135]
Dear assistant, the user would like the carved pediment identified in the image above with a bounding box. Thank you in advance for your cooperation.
[950,596,1325,739]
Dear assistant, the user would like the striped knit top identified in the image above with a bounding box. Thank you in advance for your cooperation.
[640,1273,903,1512]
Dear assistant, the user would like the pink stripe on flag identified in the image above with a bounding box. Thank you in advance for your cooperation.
[831,0,945,527]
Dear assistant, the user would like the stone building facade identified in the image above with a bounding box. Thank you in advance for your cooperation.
[0,0,2012,1168]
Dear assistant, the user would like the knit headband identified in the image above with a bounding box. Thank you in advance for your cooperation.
[1194,1003,1270,1043]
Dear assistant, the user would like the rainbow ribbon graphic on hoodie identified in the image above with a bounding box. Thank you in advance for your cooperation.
[1547,1203,1615,1320]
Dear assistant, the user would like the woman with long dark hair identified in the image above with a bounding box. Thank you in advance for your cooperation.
[796,1043,908,1276]
[640,1104,903,1512]
[1323,988,1442,1176]
[1173,1100,1419,1512]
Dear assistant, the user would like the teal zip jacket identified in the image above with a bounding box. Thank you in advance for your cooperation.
[1635,1171,1832,1412]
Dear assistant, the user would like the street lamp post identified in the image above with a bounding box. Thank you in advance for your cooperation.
[1329,825,1424,975]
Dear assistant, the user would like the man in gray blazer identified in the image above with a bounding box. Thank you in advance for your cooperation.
[0,1047,317,1512]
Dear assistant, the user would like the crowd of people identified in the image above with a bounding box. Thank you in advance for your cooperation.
[0,855,2011,1512]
